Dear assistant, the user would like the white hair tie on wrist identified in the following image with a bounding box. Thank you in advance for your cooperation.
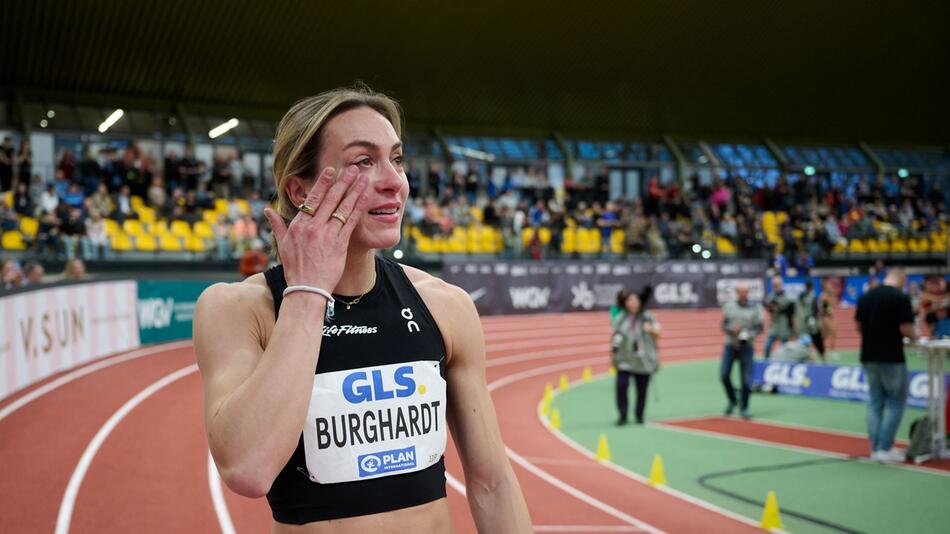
[283,285,336,321]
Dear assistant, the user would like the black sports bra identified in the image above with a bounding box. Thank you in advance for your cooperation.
[263,256,447,524]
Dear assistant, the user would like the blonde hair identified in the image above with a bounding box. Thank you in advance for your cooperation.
[272,85,402,227]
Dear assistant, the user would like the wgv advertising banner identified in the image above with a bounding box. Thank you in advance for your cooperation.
[751,360,947,409]
[137,280,215,344]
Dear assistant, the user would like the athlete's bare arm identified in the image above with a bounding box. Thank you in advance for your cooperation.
[406,267,533,533]
[195,167,369,497]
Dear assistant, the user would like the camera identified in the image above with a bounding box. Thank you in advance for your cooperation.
[738,329,751,343]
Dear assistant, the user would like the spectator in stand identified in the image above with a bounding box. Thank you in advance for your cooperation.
[62,258,87,281]
[113,184,137,222]
[856,269,916,463]
[211,153,233,199]
[34,210,63,259]
[15,139,31,188]
[238,238,269,277]
[764,276,796,358]
[62,183,85,211]
[0,198,18,231]
[60,207,86,260]
[12,180,33,216]
[147,176,167,209]
[597,201,620,254]
[164,149,182,191]
[89,182,115,219]
[83,209,108,260]
[179,145,206,191]
[79,148,101,195]
[247,190,266,223]
[23,262,44,286]
[2,258,24,290]
[39,183,60,215]
[58,148,76,182]
[0,137,14,191]
[28,173,44,210]
[231,212,258,253]
[214,213,232,261]
[644,175,664,216]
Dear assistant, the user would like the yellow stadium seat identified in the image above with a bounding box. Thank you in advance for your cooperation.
[849,239,867,254]
[19,216,38,237]
[717,236,737,255]
[470,207,483,223]
[561,227,576,254]
[170,219,192,238]
[193,221,214,239]
[203,209,220,225]
[131,195,145,210]
[479,227,497,253]
[539,227,552,245]
[236,199,250,215]
[832,241,848,254]
[4,191,12,206]
[103,218,120,236]
[611,229,625,254]
[159,234,183,251]
[2,231,27,250]
[150,220,170,236]
[123,219,146,236]
[891,239,908,253]
[416,235,436,254]
[521,227,536,248]
[137,206,156,224]
[186,235,207,253]
[110,233,134,252]
[931,236,948,253]
[135,234,158,252]
[214,198,229,213]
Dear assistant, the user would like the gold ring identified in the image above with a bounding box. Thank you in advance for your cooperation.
[298,203,317,217]
[330,212,347,224]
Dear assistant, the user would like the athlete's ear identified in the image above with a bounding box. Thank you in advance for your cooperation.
[285,175,312,208]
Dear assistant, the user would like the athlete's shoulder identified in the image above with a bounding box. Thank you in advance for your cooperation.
[196,273,274,319]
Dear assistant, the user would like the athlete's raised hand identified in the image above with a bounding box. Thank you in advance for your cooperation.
[264,165,370,290]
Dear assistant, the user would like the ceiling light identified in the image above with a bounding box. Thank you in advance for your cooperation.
[97,109,124,133]
[47,110,55,118]
[701,250,712,259]
[803,165,816,176]
[692,244,702,254]
[393,249,404,260]
[209,118,239,139]
[40,119,48,128]
[448,145,496,162]
[897,168,909,179]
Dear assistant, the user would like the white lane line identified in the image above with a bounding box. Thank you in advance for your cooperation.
[55,364,198,534]
[486,344,609,368]
[0,341,193,423]
[533,526,645,532]
[208,451,238,534]
[485,334,610,353]
[445,471,467,495]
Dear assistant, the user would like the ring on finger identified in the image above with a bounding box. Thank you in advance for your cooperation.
[330,212,347,224]
[298,203,317,217]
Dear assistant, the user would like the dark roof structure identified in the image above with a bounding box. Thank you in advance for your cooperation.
[2,0,948,143]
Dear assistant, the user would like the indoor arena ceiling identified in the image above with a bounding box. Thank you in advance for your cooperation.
[1,0,948,144]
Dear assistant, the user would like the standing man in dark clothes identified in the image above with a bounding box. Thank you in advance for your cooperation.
[721,282,764,418]
[855,268,917,463]
[763,276,796,358]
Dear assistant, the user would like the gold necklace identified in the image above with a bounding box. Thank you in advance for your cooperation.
[337,293,365,310]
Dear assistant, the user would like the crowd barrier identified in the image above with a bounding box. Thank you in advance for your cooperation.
[1,279,216,401]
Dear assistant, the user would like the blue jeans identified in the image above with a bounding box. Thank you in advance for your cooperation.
[763,334,789,359]
[864,362,908,452]
[721,343,754,409]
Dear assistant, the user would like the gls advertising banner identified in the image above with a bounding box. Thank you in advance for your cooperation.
[137,280,215,344]
[751,360,948,408]
[443,260,768,315]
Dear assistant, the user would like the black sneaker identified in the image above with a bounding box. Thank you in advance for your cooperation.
[724,403,736,416]
[616,417,628,426]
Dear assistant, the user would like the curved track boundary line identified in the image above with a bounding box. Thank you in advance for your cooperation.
[54,364,198,534]
[0,341,193,423]
[208,451,238,534]
[542,372,781,532]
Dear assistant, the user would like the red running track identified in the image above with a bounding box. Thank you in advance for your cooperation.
[0,308,860,533]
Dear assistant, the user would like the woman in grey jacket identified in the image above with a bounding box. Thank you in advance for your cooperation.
[611,287,660,425]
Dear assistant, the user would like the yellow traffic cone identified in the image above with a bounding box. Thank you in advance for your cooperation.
[541,399,551,416]
[581,366,593,382]
[760,491,784,530]
[609,366,617,376]
[550,408,562,430]
[558,373,570,390]
[596,433,611,462]
[543,383,554,404]
[648,454,667,486]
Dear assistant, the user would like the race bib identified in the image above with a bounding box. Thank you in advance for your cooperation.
[301,360,446,484]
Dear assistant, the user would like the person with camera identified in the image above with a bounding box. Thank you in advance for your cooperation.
[763,276,796,358]
[611,286,660,425]
[797,279,826,362]
[720,282,763,418]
